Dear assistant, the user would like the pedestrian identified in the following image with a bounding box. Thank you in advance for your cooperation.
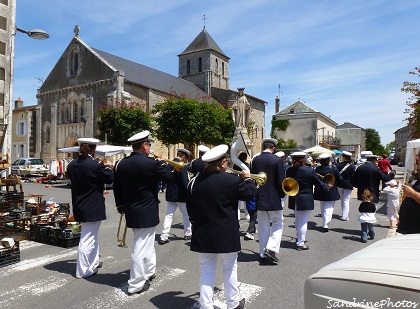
[351,154,395,205]
[188,145,210,176]
[358,188,376,243]
[378,154,394,190]
[159,148,192,244]
[250,138,285,264]
[314,153,343,232]
[67,137,114,278]
[286,152,330,251]
[113,130,173,295]
[186,144,256,309]
[382,179,400,228]
[336,151,356,221]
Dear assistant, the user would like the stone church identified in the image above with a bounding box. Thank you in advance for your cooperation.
[33,26,266,162]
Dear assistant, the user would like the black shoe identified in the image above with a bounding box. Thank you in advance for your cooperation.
[263,249,279,263]
[322,227,329,233]
[146,271,157,283]
[259,257,277,265]
[296,244,309,251]
[158,238,170,245]
[184,235,192,240]
[97,261,103,268]
[127,281,150,295]
[233,298,246,309]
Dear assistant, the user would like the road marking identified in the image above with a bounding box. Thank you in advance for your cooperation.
[19,240,44,250]
[75,266,187,309]
[0,249,77,278]
[0,275,69,308]
[191,282,264,309]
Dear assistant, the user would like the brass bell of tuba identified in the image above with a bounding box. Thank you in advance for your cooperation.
[317,173,336,186]
[282,177,299,196]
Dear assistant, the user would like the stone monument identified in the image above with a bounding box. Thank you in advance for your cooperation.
[231,88,252,148]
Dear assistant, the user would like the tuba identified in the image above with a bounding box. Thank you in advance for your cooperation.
[317,173,336,186]
[282,177,299,196]
[230,132,267,188]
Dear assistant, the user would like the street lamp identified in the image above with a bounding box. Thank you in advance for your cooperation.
[15,27,49,40]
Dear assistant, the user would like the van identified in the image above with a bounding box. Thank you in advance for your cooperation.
[360,151,373,162]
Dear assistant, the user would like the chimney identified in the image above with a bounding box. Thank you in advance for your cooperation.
[275,96,280,113]
[15,97,23,109]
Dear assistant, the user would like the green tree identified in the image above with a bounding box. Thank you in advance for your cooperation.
[276,138,297,149]
[152,97,235,153]
[401,67,420,139]
[365,128,385,155]
[385,141,395,154]
[96,101,152,145]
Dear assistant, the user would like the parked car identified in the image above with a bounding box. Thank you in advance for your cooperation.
[388,152,397,165]
[304,235,420,308]
[11,158,48,175]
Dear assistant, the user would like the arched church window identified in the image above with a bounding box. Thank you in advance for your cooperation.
[73,102,79,123]
[45,123,50,144]
[186,60,190,75]
[70,48,79,75]
[198,57,202,73]
[222,62,225,76]
[215,59,218,74]
[60,103,65,124]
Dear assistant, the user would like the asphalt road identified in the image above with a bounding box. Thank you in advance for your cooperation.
[1,166,402,309]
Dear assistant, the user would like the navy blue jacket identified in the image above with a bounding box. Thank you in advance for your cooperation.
[314,164,342,201]
[113,152,173,228]
[188,157,206,176]
[287,165,329,211]
[67,155,114,222]
[351,161,395,203]
[186,172,257,253]
[250,151,285,211]
[165,158,189,202]
[336,160,356,190]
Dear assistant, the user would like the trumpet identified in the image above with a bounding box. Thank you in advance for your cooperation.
[154,155,184,172]
[117,213,128,248]
[317,173,336,186]
[226,167,267,188]
[282,177,299,196]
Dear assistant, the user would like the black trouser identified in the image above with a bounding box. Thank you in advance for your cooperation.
[246,210,258,234]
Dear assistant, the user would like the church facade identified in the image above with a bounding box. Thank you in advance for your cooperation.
[33,26,266,162]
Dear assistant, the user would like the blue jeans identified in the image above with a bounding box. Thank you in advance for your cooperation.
[361,222,375,242]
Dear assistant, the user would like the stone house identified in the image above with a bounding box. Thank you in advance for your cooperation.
[394,125,411,164]
[336,122,366,159]
[33,26,266,162]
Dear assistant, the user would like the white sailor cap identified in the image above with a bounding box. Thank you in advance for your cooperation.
[202,144,229,162]
[177,148,191,157]
[385,179,398,186]
[342,151,352,157]
[77,137,100,145]
[198,145,210,153]
[319,153,332,159]
[290,151,306,158]
[262,138,278,146]
[127,130,152,144]
[275,151,285,158]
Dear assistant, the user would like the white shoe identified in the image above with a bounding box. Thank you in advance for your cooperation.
[244,233,254,240]
[246,214,250,221]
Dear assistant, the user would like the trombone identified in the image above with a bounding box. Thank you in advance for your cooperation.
[154,155,184,172]
[317,173,336,186]
[117,213,128,248]
[226,168,267,188]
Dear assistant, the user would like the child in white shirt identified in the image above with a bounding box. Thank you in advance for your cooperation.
[382,179,400,228]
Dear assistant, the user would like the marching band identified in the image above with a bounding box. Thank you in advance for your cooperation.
[68,132,403,308]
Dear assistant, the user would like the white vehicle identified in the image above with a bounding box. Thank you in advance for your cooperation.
[304,235,420,308]
[360,150,373,162]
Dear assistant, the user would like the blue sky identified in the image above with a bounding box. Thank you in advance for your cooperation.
[13,0,420,146]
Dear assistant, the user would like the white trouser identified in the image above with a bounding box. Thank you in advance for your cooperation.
[237,200,247,220]
[199,252,240,309]
[281,196,286,209]
[257,210,283,257]
[337,187,352,220]
[294,209,312,247]
[76,221,101,278]
[161,201,192,239]
[128,226,157,294]
[320,201,335,228]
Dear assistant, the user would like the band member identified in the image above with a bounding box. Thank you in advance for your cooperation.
[287,152,330,250]
[67,137,114,278]
[113,130,173,295]
[397,149,420,234]
[336,151,355,221]
[159,148,192,244]
[351,155,395,205]
[188,145,210,176]
[314,153,343,232]
[250,138,285,264]
[186,144,256,309]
